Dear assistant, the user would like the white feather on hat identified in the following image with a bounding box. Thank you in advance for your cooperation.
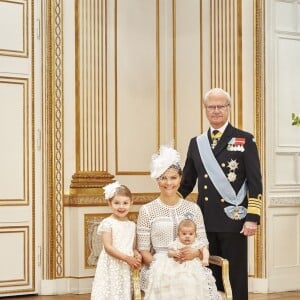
[150,144,181,179]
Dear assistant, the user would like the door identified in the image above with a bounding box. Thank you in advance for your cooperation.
[0,0,40,296]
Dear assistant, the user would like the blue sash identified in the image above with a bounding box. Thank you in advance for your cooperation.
[196,133,247,220]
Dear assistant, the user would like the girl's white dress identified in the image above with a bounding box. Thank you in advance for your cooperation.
[145,238,221,300]
[90,216,136,300]
[137,198,221,300]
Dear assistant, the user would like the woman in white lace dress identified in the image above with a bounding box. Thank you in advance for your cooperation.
[137,145,220,300]
[91,182,141,300]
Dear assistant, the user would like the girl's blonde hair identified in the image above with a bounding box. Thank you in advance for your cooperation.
[113,185,132,200]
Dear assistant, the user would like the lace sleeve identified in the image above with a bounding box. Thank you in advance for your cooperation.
[137,205,151,251]
[193,204,209,247]
[97,217,112,234]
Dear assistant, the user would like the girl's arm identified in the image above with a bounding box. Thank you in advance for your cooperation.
[102,231,140,268]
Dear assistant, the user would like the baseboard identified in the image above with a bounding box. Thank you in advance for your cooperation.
[40,278,92,295]
[248,278,269,293]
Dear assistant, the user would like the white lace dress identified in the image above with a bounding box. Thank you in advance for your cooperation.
[90,216,136,300]
[137,198,221,300]
[145,238,221,300]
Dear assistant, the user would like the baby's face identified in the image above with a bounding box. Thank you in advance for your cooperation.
[178,226,196,245]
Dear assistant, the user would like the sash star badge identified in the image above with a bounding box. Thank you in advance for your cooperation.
[227,159,239,171]
[227,159,238,182]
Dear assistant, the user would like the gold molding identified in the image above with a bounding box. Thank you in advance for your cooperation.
[64,192,160,206]
[45,0,64,279]
[172,0,177,147]
[75,0,109,174]
[64,192,197,207]
[253,0,265,279]
[73,0,114,193]
[210,0,243,127]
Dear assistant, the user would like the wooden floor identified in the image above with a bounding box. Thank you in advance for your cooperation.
[4,292,300,300]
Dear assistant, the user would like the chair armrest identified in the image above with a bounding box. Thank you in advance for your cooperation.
[209,255,233,300]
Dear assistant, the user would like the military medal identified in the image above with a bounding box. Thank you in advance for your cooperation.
[227,137,246,152]
[227,172,237,182]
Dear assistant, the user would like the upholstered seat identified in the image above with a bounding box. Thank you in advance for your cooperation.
[132,255,232,300]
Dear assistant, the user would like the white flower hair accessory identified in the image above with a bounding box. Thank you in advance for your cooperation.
[150,144,181,179]
[103,181,121,200]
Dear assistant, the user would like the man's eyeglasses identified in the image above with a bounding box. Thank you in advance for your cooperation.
[205,104,229,112]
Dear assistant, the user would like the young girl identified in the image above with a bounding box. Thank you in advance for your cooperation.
[91,181,141,300]
[144,217,221,300]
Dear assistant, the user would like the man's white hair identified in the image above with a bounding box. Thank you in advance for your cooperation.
[203,88,231,106]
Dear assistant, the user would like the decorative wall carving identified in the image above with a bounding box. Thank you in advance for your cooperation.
[84,212,138,268]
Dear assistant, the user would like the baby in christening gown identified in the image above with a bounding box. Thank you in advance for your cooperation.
[145,219,221,300]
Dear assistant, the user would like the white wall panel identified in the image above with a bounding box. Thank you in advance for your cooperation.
[0,0,28,56]
[272,213,298,266]
[0,227,29,286]
[0,79,26,200]
[266,0,300,291]
[116,0,157,173]
[176,0,201,159]
[275,1,298,32]
[267,207,300,291]
[276,36,300,148]
[275,153,298,185]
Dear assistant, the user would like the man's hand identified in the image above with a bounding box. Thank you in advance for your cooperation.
[240,221,258,236]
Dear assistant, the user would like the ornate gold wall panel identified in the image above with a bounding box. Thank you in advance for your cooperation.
[62,0,265,284]
[84,212,138,268]
[254,0,265,278]
[210,0,243,128]
[71,0,114,195]
[65,192,159,206]
[45,0,64,279]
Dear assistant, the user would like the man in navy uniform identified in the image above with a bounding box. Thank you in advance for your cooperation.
[178,88,262,300]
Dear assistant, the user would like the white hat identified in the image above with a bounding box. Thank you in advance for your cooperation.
[150,144,181,179]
